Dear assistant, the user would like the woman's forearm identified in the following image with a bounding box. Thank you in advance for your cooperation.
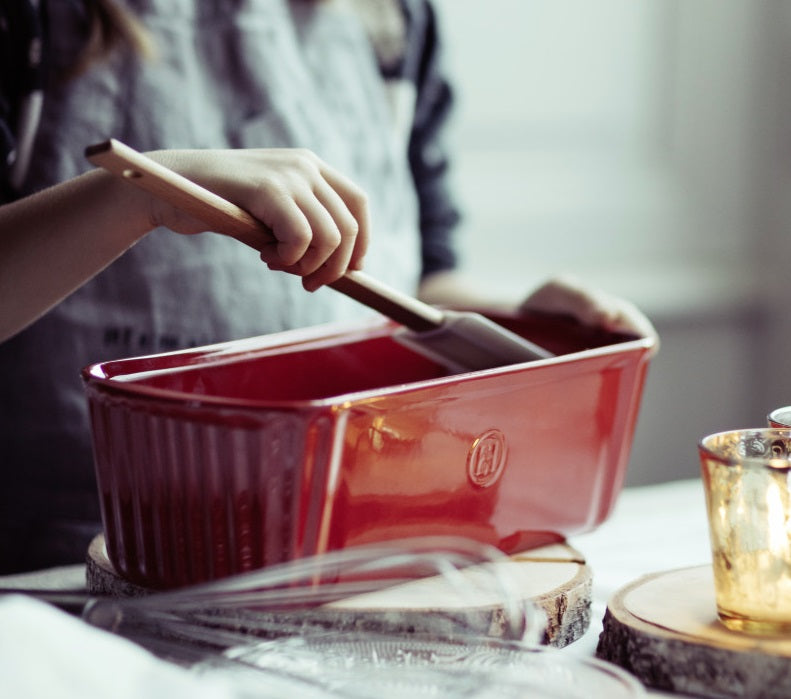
[0,169,154,342]
[0,146,370,343]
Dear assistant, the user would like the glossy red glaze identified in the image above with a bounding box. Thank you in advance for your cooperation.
[82,312,655,589]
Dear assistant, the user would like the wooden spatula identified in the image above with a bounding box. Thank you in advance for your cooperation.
[85,139,552,372]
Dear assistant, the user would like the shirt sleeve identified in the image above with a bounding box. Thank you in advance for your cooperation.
[397,0,462,279]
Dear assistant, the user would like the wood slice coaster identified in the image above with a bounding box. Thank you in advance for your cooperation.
[87,534,592,647]
[597,565,791,698]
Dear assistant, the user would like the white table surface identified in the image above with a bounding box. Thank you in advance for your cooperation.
[0,479,713,698]
[568,477,712,698]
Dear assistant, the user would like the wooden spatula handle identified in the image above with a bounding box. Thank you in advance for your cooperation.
[85,139,443,332]
[85,139,272,252]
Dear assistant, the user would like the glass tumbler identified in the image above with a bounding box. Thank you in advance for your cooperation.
[698,428,791,633]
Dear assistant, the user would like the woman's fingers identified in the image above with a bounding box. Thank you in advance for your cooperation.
[260,184,355,288]
[299,175,368,291]
[262,192,339,272]
[520,275,659,348]
[153,147,370,288]
[256,194,313,265]
[250,153,369,288]
[320,163,370,271]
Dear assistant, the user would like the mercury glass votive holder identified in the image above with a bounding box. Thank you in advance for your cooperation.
[698,428,791,634]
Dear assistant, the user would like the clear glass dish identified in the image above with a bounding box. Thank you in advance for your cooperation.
[199,632,644,698]
[85,537,643,697]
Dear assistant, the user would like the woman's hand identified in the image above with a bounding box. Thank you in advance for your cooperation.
[419,270,659,352]
[0,147,370,342]
[147,148,370,291]
[518,274,658,346]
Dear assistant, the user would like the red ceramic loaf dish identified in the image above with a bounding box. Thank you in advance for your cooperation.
[82,312,655,589]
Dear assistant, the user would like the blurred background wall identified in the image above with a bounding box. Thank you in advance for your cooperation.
[433,0,791,485]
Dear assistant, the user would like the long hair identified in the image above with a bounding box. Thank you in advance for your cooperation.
[68,0,155,77]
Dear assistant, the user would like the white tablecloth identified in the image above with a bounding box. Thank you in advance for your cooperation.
[0,479,712,698]
[568,478,712,698]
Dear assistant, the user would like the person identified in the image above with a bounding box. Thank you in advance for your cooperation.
[0,0,655,574]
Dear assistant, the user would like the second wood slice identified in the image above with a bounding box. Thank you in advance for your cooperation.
[597,565,791,698]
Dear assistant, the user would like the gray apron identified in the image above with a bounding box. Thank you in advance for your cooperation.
[0,0,420,571]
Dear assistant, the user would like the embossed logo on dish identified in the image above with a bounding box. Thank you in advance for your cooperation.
[467,429,507,488]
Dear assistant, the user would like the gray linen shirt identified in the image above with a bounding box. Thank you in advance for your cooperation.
[0,0,460,571]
